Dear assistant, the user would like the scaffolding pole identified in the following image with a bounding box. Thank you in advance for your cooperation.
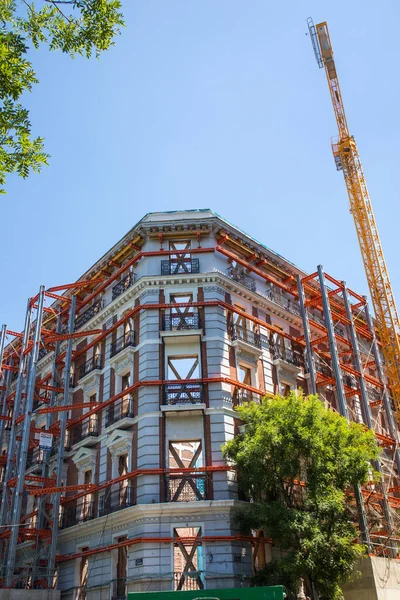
[0,325,9,454]
[47,295,76,587]
[364,301,400,476]
[317,265,371,551]
[0,299,33,536]
[342,283,396,555]
[32,311,64,584]
[5,286,45,587]
[296,275,317,395]
[0,325,5,376]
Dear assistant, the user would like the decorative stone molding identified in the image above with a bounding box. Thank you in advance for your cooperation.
[58,499,239,541]
[39,268,308,381]
[203,285,225,297]
[72,447,97,481]
[79,371,101,397]
[105,429,134,458]
[110,348,135,376]
[237,349,259,365]
[273,358,301,387]
[139,289,160,301]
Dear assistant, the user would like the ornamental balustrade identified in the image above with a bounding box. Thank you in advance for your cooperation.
[161,258,200,275]
[164,382,203,405]
[227,266,256,292]
[110,332,135,358]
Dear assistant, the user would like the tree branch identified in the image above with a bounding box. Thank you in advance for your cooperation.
[43,0,73,22]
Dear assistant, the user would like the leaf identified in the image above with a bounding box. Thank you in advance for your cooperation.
[0,1,125,192]
[223,392,378,599]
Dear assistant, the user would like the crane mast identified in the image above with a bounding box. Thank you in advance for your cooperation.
[307,19,400,422]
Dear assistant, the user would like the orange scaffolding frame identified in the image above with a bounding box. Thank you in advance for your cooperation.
[1,226,399,589]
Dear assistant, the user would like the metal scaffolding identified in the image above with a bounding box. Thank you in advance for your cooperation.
[0,226,399,590]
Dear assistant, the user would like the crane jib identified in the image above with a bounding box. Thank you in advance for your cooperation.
[307,17,400,426]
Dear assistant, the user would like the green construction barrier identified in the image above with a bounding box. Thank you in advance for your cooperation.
[128,585,285,600]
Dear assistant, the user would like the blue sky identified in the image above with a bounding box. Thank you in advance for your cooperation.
[1,0,400,331]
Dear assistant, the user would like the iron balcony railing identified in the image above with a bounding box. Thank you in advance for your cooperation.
[229,323,261,349]
[79,356,102,379]
[161,258,200,276]
[98,486,135,517]
[112,272,135,301]
[227,266,256,292]
[75,298,103,330]
[164,382,203,405]
[105,396,134,427]
[367,387,381,404]
[163,313,200,331]
[173,571,204,591]
[50,442,71,458]
[306,360,331,378]
[272,344,302,367]
[71,420,99,445]
[166,474,207,502]
[265,289,301,317]
[26,450,44,470]
[38,347,49,361]
[61,500,96,529]
[236,390,260,405]
[110,331,135,358]
[343,374,357,388]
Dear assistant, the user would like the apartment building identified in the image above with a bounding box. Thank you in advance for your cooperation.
[0,209,399,599]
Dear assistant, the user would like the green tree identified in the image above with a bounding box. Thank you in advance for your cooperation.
[0,0,124,192]
[223,392,379,600]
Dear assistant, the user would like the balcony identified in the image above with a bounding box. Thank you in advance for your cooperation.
[161,258,200,276]
[71,420,99,446]
[112,272,135,301]
[229,323,261,350]
[75,298,103,330]
[174,571,204,591]
[306,359,332,379]
[79,356,102,380]
[164,382,203,406]
[49,442,71,458]
[343,374,357,389]
[105,396,135,428]
[38,347,50,362]
[235,390,261,405]
[272,344,302,368]
[165,474,207,502]
[26,449,44,472]
[265,288,301,317]
[98,486,135,517]
[163,313,201,331]
[227,266,256,292]
[61,499,96,529]
[110,332,135,359]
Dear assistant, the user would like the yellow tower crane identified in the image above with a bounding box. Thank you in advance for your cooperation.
[307,18,400,422]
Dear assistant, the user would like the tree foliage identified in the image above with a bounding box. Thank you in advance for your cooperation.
[0,0,124,192]
[223,393,379,600]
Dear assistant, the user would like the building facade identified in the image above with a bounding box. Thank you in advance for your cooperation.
[0,210,399,599]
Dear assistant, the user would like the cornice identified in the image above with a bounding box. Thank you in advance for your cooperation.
[36,269,303,378]
[58,499,240,543]
[77,271,302,337]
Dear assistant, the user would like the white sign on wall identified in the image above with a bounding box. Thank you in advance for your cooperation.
[39,432,53,450]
